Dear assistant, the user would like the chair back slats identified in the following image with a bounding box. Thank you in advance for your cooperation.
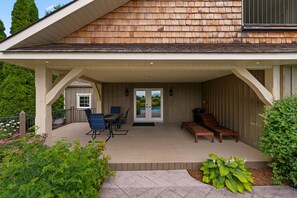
[89,114,106,130]
[123,108,131,120]
[110,106,121,114]
[200,113,219,127]
[84,109,92,120]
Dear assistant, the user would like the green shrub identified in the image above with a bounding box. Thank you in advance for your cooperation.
[260,96,297,185]
[0,140,112,197]
[200,153,254,193]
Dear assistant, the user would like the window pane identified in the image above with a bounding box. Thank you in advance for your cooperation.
[78,95,90,108]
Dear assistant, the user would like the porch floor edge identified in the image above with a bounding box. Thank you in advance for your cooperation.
[109,161,268,171]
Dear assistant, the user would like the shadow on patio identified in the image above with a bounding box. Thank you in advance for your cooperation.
[52,123,268,170]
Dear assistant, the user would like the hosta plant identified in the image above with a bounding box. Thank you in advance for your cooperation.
[200,153,254,193]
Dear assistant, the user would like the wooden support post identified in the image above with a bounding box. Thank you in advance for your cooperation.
[70,106,75,123]
[19,111,26,138]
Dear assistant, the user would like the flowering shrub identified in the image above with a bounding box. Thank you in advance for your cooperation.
[0,131,46,162]
[200,153,254,193]
[0,119,20,143]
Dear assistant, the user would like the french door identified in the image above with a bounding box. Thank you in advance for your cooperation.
[134,88,163,122]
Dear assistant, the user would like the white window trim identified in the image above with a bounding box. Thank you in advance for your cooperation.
[76,93,92,109]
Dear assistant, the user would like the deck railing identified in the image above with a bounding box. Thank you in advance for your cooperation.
[0,107,95,134]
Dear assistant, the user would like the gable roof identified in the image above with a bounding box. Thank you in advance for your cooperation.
[0,0,129,51]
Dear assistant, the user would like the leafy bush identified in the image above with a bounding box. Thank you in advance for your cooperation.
[260,96,297,185]
[200,154,254,193]
[0,140,112,197]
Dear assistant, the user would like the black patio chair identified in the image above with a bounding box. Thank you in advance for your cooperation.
[89,113,107,141]
[113,108,131,135]
[84,108,93,135]
[110,106,121,114]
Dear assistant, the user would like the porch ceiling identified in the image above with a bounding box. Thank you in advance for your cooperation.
[2,57,297,82]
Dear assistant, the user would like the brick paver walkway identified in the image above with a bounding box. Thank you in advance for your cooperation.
[100,170,296,198]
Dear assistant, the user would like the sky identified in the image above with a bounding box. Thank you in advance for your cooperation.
[0,0,73,36]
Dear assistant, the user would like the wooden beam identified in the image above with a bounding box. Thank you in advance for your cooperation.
[52,74,65,88]
[46,68,84,105]
[80,75,102,84]
[272,66,280,100]
[91,83,102,113]
[232,68,273,105]
[35,66,52,145]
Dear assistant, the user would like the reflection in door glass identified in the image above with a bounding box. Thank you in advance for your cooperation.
[136,91,146,118]
[151,90,161,118]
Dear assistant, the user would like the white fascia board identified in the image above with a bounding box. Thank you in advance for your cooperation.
[0,0,94,51]
[1,52,297,61]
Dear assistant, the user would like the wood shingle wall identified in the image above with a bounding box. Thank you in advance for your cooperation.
[58,0,297,44]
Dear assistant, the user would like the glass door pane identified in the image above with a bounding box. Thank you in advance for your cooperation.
[151,90,161,118]
[136,90,146,118]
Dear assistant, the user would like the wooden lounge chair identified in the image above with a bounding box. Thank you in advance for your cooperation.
[199,113,239,143]
[181,122,214,143]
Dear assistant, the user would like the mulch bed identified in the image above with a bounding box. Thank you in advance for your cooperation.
[187,167,283,186]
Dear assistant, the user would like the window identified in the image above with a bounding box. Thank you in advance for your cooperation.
[243,0,297,29]
[76,93,92,109]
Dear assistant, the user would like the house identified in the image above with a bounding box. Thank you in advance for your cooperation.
[0,0,296,149]
[64,80,96,123]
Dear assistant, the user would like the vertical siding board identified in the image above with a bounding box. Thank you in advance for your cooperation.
[201,72,265,149]
[102,83,201,123]
[292,66,297,95]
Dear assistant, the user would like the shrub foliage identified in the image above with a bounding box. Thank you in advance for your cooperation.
[200,154,253,193]
[260,96,297,185]
[0,140,112,197]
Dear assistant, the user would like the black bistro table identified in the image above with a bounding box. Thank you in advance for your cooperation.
[104,113,122,142]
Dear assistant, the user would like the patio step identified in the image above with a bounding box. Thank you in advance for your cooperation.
[109,161,268,171]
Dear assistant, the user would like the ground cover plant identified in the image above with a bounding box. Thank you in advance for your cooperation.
[200,153,254,194]
[260,96,297,186]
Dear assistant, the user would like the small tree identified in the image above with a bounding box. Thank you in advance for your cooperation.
[11,0,38,34]
[45,4,63,16]
[0,20,6,40]
[0,64,35,116]
[260,96,297,185]
[0,19,7,85]
[0,0,39,116]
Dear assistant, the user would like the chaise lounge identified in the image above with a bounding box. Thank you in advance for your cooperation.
[181,122,214,143]
[199,113,238,143]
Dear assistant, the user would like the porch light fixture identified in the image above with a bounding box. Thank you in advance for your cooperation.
[169,88,173,96]
[125,88,129,96]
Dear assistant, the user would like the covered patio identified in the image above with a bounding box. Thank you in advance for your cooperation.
[52,122,268,170]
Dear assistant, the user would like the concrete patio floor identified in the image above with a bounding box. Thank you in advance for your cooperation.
[53,122,268,170]
[100,170,297,198]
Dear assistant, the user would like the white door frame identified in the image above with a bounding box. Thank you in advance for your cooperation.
[134,88,163,123]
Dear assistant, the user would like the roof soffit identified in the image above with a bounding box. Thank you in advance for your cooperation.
[0,0,130,51]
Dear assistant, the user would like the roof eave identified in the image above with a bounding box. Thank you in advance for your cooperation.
[0,0,130,51]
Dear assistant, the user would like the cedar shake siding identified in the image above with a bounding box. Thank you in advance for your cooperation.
[58,0,297,44]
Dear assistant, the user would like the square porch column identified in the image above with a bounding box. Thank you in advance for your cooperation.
[35,65,52,146]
